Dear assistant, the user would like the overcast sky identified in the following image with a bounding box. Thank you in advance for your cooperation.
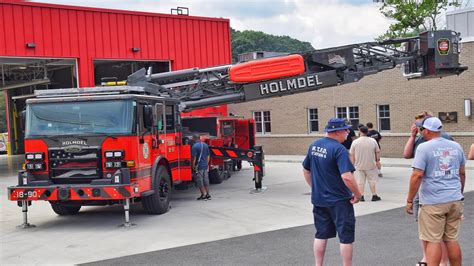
[32,0,395,49]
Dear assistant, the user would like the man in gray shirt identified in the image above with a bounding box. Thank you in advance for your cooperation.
[406,117,466,266]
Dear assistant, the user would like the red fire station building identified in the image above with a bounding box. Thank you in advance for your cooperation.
[0,0,232,154]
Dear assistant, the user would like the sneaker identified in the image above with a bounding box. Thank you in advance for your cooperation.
[360,196,365,202]
[372,195,382,201]
[205,194,211,200]
[197,195,206,200]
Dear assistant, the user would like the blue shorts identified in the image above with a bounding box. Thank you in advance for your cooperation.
[313,200,355,244]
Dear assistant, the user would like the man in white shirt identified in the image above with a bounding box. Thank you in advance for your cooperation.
[350,126,381,202]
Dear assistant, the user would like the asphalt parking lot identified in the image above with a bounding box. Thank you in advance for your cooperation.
[84,192,474,266]
[0,155,473,265]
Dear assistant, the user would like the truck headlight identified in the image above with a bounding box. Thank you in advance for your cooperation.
[26,153,35,160]
[104,150,124,158]
[34,153,44,160]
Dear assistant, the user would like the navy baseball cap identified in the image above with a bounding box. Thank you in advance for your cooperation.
[324,118,353,133]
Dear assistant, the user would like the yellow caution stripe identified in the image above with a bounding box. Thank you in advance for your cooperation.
[101,81,128,86]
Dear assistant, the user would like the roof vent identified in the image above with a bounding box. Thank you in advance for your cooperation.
[171,7,189,16]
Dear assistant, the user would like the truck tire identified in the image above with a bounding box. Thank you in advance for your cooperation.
[50,203,81,215]
[209,168,223,184]
[142,165,171,214]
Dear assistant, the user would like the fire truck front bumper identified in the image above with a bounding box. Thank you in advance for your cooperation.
[8,170,139,201]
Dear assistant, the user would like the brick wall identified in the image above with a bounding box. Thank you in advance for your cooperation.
[254,134,474,158]
[229,42,474,157]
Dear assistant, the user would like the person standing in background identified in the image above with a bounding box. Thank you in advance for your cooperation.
[342,126,356,150]
[192,134,211,200]
[366,122,383,177]
[403,112,453,266]
[468,143,474,160]
[350,126,381,202]
[406,117,465,266]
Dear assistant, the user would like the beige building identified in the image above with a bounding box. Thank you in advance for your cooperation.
[229,14,474,157]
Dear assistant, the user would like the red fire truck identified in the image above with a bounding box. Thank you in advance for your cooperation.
[7,30,467,227]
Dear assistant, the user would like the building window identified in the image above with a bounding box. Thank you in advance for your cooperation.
[253,111,271,134]
[308,108,319,133]
[378,105,391,131]
[336,106,359,129]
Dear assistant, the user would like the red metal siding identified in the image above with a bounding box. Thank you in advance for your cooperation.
[0,1,232,87]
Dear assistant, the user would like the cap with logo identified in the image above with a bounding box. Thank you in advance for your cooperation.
[415,116,443,132]
[324,118,353,133]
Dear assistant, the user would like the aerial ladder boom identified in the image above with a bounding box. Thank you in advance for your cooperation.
[104,30,467,111]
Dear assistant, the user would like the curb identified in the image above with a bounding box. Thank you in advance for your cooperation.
[265,159,474,170]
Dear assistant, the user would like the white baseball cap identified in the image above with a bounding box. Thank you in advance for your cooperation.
[415,116,443,132]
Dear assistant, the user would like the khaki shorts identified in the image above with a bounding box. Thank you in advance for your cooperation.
[418,201,464,242]
[355,169,378,186]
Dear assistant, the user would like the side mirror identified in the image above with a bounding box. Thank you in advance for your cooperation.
[20,110,26,133]
[143,105,153,129]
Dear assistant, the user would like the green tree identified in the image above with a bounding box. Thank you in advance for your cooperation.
[0,93,7,132]
[231,28,314,63]
[377,0,462,40]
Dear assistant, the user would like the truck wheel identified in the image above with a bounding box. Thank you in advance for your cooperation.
[209,168,223,184]
[50,203,81,215]
[142,165,171,215]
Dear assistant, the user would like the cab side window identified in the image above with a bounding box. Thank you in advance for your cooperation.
[165,105,175,131]
[137,103,148,134]
[155,103,164,131]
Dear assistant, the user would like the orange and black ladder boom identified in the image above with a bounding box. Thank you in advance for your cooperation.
[119,30,467,112]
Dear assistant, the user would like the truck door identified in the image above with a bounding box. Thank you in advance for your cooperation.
[137,103,153,180]
[156,103,191,182]
[152,102,165,157]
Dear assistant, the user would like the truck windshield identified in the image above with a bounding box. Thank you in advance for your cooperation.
[25,100,135,137]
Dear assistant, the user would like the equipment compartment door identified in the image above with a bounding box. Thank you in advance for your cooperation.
[178,144,192,182]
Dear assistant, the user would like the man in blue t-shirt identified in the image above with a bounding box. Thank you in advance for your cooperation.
[406,117,466,266]
[192,134,211,200]
[302,118,362,266]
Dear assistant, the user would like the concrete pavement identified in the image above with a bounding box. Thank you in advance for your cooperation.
[0,154,473,265]
[265,155,474,169]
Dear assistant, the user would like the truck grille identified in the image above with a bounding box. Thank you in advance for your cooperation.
[48,147,102,184]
